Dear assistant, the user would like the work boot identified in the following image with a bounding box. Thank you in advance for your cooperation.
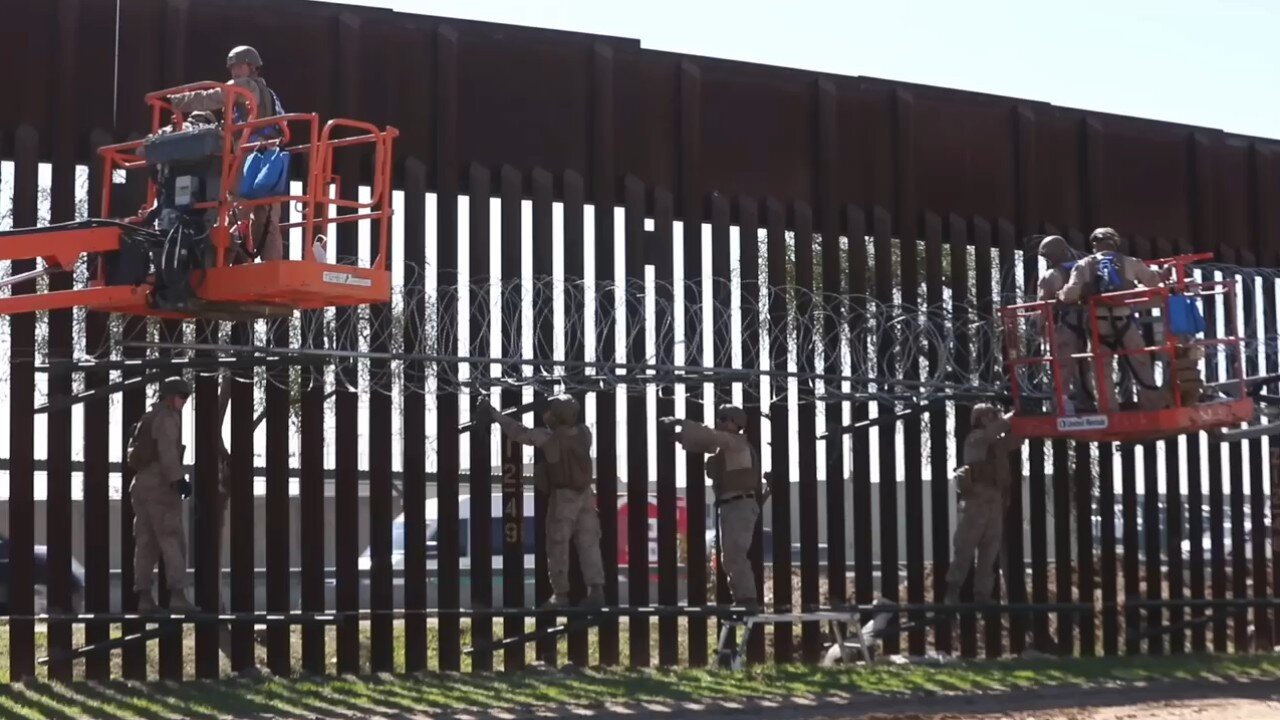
[540,594,571,611]
[167,589,197,613]
[136,591,158,614]
[579,585,605,610]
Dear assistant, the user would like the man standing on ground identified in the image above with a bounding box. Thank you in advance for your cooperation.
[126,378,195,612]
[944,403,1020,606]
[660,405,762,614]
[475,395,606,609]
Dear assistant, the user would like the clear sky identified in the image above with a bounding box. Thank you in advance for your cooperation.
[323,0,1280,140]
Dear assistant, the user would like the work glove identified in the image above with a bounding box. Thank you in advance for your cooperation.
[473,403,497,422]
[171,477,192,500]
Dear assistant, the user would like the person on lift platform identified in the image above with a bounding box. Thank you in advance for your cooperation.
[1058,227,1170,412]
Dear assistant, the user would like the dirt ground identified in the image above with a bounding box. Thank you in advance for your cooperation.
[778,682,1280,720]
[841,698,1280,720]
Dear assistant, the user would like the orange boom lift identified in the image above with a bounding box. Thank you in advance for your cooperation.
[0,81,398,319]
[1000,252,1257,442]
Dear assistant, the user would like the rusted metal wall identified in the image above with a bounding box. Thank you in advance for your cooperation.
[2,0,1278,682]
[3,0,1280,248]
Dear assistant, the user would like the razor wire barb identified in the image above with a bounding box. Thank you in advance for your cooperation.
[0,258,1269,408]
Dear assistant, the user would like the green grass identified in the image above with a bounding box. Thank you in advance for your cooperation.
[0,650,1277,719]
[0,619,725,682]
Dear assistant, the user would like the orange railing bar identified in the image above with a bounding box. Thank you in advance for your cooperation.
[93,80,397,281]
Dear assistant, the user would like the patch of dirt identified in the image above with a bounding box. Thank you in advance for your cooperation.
[834,697,1280,720]
[800,680,1280,720]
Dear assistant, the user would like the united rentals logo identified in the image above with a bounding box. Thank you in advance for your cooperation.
[321,271,373,288]
[1057,415,1109,432]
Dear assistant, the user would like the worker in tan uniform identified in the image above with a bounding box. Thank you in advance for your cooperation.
[475,395,606,609]
[1036,235,1092,412]
[126,378,196,612]
[168,45,286,262]
[1059,227,1168,411]
[945,404,1020,605]
[660,405,762,613]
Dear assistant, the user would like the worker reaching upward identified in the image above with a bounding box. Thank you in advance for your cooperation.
[168,45,286,262]
[1058,227,1169,411]
[475,395,606,610]
[660,405,762,614]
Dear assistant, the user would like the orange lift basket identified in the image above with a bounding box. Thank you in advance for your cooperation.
[0,81,399,320]
[1001,252,1255,443]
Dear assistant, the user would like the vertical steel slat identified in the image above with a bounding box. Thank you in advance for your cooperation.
[401,158,430,674]
[1136,236,1164,656]
[7,126,38,682]
[899,208,925,657]
[1067,229,1096,658]
[815,82,846,638]
[624,175,651,667]
[467,162,495,672]
[1220,246,1249,652]
[369,190,395,674]
[156,317,184,683]
[193,336,221,678]
[299,311,327,675]
[561,170,591,666]
[971,217,999,657]
[531,167,556,663]
[499,165,526,672]
[846,206,873,643]
[765,198,792,661]
[229,321,257,673]
[265,315,293,675]
[116,151,150,680]
[591,42,621,667]
[332,152,362,679]
[1203,251,1228,652]
[872,206,900,657]
[434,24,463,674]
[738,196,766,664]
[793,201,821,662]
[45,2,80,679]
[943,213,969,656]
[923,213,946,654]
[999,218,1027,656]
[1157,238,1187,656]
[677,59,704,667]
[653,186,679,665]
[710,193,733,643]
[1176,235,1206,654]
[82,128,115,681]
[46,130,76,687]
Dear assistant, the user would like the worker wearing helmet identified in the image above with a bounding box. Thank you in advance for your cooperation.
[1058,227,1169,411]
[1036,235,1092,412]
[659,405,762,614]
[125,378,195,612]
[944,403,1020,606]
[476,395,605,610]
[168,45,286,262]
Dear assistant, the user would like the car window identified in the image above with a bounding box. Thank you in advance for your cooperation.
[392,522,405,554]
